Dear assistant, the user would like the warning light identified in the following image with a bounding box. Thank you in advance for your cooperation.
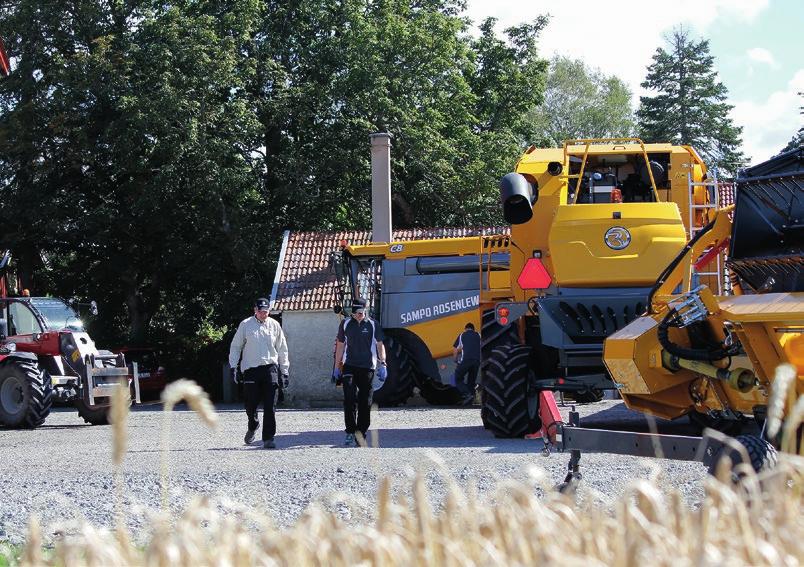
[499,317,509,325]
[498,307,510,318]
[517,258,552,290]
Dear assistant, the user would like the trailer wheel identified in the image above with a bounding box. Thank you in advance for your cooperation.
[708,434,777,480]
[372,336,415,407]
[0,359,52,428]
[481,343,540,438]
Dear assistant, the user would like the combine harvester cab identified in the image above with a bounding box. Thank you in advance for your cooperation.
[333,236,511,406]
[482,139,714,437]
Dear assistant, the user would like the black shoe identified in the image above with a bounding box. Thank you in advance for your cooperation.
[244,428,257,445]
[263,438,276,449]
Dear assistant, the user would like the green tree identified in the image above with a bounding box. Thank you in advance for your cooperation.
[638,27,744,173]
[528,55,634,147]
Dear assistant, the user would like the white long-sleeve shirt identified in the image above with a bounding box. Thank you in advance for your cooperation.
[228,316,289,375]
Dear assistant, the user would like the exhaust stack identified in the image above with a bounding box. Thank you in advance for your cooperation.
[370,132,392,243]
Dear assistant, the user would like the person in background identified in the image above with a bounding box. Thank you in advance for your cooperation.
[453,322,481,405]
[332,297,386,447]
[229,298,289,449]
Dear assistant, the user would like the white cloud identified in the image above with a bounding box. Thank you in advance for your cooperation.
[464,0,792,166]
[746,47,779,68]
[730,69,804,165]
[463,0,769,104]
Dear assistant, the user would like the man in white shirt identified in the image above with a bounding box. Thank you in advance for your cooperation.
[229,298,289,449]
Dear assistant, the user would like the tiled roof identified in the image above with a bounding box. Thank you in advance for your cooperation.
[271,227,509,311]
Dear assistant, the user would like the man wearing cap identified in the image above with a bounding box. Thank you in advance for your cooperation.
[229,298,290,449]
[332,298,387,447]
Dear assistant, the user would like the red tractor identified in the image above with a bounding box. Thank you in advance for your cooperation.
[0,252,140,427]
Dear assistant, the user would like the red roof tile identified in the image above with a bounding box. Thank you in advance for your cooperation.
[271,227,509,311]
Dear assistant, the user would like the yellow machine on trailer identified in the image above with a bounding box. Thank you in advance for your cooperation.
[332,235,512,406]
[602,146,803,464]
[482,138,719,437]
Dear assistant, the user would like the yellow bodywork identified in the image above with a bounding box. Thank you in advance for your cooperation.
[605,292,804,420]
[505,139,708,302]
[603,205,804,423]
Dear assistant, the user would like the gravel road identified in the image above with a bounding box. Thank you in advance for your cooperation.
[0,399,712,544]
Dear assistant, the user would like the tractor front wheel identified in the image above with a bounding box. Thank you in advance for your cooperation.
[0,359,52,428]
[480,343,540,438]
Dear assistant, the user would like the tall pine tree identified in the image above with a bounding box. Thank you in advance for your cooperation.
[638,28,744,173]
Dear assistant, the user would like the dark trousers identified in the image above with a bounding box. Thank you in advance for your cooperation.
[455,359,479,395]
[243,364,279,441]
[342,364,373,435]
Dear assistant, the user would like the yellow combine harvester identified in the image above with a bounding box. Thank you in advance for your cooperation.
[602,147,803,463]
[332,235,512,406]
[482,139,718,437]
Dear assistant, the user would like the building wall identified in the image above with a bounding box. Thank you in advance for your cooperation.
[283,310,344,407]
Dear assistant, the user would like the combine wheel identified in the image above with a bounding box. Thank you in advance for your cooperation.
[480,309,519,429]
[0,359,52,428]
[480,343,540,438]
[372,336,415,407]
[707,434,777,480]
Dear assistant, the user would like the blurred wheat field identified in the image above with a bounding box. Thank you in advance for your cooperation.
[10,380,804,567]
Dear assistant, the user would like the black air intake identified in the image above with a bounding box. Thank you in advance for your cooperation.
[500,173,537,224]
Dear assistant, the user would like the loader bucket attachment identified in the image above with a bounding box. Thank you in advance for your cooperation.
[729,148,803,293]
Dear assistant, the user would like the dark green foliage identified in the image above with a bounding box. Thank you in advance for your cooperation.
[0,1,548,392]
[638,27,744,174]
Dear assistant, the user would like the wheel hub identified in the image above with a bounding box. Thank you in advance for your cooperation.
[0,376,25,416]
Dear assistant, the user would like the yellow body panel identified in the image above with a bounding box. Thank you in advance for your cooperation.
[604,292,804,420]
[548,203,687,286]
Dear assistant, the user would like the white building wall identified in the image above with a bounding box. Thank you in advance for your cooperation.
[283,310,344,406]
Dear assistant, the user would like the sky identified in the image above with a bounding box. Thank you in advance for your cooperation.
[464,0,803,166]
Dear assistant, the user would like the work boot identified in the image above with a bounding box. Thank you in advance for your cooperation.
[263,438,276,449]
[244,428,257,445]
[343,433,357,447]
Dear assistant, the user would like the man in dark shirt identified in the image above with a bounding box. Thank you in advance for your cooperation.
[453,322,481,404]
[332,297,387,447]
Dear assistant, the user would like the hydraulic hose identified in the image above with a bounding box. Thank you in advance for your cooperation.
[656,307,734,362]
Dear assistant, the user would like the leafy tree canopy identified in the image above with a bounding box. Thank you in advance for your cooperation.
[529,55,635,147]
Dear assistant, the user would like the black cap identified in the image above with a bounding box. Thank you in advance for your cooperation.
[254,298,270,310]
[352,297,367,310]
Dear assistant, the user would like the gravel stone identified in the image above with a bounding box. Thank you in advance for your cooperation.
[0,400,712,544]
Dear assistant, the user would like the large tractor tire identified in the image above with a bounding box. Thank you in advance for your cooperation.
[480,309,519,429]
[481,343,540,438]
[372,336,416,407]
[0,358,52,428]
